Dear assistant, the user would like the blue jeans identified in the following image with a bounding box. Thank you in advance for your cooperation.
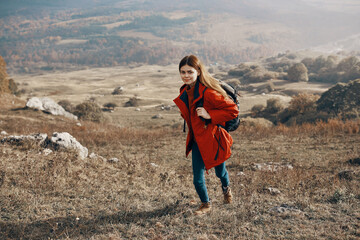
[192,141,230,203]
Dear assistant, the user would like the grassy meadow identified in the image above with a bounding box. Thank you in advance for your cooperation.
[0,99,359,239]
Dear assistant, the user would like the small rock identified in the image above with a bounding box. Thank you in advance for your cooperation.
[135,108,141,111]
[112,86,124,95]
[237,171,245,176]
[265,187,281,195]
[155,222,164,229]
[108,158,119,163]
[1,131,7,135]
[269,204,302,214]
[150,163,158,167]
[89,152,107,162]
[152,114,163,119]
[76,123,82,127]
[42,148,53,156]
[252,162,293,172]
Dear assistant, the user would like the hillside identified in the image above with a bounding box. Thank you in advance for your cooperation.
[1,52,360,239]
[1,0,359,74]
[0,81,359,239]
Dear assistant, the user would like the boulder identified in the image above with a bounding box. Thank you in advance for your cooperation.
[46,132,88,159]
[26,97,78,120]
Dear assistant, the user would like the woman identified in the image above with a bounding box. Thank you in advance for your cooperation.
[173,55,239,215]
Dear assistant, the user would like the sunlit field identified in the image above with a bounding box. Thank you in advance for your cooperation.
[0,105,359,239]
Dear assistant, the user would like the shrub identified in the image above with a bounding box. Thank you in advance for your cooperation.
[337,56,359,72]
[301,57,314,70]
[251,104,265,117]
[58,100,74,113]
[112,86,124,95]
[228,63,253,77]
[124,97,140,107]
[103,102,118,110]
[278,93,328,125]
[287,63,308,82]
[73,101,104,122]
[288,93,320,114]
[265,98,284,114]
[8,79,18,95]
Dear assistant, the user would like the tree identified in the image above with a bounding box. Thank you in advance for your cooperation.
[287,63,308,82]
[0,56,10,94]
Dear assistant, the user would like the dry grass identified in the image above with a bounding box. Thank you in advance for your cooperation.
[0,108,359,239]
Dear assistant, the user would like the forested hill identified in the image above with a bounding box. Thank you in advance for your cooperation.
[0,0,359,74]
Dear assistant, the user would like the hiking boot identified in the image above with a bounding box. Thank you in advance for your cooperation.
[223,186,233,204]
[194,202,211,215]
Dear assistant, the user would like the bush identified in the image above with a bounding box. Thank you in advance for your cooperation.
[124,97,140,107]
[265,98,284,114]
[112,86,124,95]
[73,101,104,122]
[228,63,253,77]
[287,63,308,82]
[337,56,359,72]
[288,93,320,115]
[8,79,18,95]
[58,100,74,113]
[103,102,118,110]
[277,93,324,125]
[266,58,292,72]
[251,104,265,117]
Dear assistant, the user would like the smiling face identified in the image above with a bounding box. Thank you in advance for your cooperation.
[179,64,199,86]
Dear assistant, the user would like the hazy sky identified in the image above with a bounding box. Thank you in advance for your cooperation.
[301,0,360,13]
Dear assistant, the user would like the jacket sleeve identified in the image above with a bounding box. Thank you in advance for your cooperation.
[204,90,239,125]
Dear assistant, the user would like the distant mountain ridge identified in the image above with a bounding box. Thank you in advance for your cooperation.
[311,34,360,53]
[1,0,359,73]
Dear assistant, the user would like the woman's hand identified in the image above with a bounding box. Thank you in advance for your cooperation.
[196,107,211,119]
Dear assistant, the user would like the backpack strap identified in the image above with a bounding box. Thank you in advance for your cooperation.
[195,87,211,126]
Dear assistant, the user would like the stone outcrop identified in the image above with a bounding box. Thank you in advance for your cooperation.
[26,97,78,120]
[1,132,88,159]
[45,132,88,159]
[0,133,48,145]
[317,79,360,116]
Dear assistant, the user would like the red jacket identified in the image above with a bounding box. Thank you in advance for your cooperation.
[173,80,239,170]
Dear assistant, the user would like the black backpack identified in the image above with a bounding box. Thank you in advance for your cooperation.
[217,81,241,132]
[183,81,240,132]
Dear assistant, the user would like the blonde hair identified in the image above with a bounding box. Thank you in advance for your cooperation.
[179,55,228,99]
